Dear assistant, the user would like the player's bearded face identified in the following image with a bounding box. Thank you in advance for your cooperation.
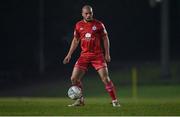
[82,9,93,22]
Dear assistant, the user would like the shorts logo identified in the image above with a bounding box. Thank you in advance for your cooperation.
[85,33,91,40]
[92,25,97,31]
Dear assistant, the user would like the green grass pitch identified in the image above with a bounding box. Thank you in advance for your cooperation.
[0,97,180,116]
[0,77,180,116]
[1,63,180,115]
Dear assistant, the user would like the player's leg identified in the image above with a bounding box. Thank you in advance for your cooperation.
[91,54,120,107]
[68,67,85,107]
[72,55,89,91]
[68,55,88,107]
[71,67,85,89]
[97,67,120,107]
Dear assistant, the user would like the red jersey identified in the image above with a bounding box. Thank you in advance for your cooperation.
[74,19,107,55]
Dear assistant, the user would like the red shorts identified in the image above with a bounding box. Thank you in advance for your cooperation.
[74,54,107,71]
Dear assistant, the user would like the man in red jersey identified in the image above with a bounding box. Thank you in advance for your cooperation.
[63,5,120,107]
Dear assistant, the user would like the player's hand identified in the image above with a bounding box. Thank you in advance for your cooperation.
[63,55,71,64]
[105,54,111,62]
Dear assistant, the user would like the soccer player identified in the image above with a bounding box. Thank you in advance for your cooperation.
[63,5,120,107]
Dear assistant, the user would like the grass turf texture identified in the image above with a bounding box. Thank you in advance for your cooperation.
[0,97,180,116]
[0,85,180,116]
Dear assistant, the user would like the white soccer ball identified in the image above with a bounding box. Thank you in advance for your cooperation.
[68,86,82,100]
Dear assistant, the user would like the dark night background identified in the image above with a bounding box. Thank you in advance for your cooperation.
[0,0,180,96]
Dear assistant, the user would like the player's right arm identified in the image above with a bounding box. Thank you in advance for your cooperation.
[63,37,80,64]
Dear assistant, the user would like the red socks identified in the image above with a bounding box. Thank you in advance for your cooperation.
[105,81,117,100]
[72,80,117,101]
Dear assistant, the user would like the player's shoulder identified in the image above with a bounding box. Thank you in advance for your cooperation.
[93,19,105,28]
[94,19,104,25]
[75,20,84,26]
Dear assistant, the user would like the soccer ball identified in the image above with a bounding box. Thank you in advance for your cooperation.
[68,86,82,100]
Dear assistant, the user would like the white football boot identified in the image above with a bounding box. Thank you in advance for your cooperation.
[112,99,121,107]
[68,97,84,107]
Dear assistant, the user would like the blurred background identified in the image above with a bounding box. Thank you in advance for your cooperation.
[0,0,180,98]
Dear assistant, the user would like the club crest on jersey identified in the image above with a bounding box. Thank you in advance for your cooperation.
[92,25,97,31]
[85,33,91,40]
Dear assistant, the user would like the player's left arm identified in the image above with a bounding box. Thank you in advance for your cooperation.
[102,35,111,62]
